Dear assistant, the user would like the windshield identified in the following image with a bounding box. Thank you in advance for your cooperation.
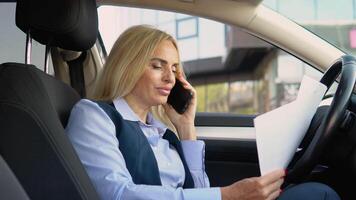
[263,0,356,55]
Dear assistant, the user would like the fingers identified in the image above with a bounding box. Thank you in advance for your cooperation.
[177,73,194,91]
[255,169,284,200]
[237,169,283,200]
[259,169,285,186]
[264,178,284,199]
[176,73,197,105]
[267,189,283,200]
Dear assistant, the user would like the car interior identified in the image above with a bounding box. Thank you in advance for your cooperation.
[0,0,100,199]
[1,0,356,199]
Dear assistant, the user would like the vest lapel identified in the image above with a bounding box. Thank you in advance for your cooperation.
[163,130,195,188]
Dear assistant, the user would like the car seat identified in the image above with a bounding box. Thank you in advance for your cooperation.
[0,0,100,199]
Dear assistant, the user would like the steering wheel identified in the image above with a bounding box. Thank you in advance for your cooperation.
[286,55,356,183]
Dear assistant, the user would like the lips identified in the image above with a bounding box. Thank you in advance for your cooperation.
[156,87,171,96]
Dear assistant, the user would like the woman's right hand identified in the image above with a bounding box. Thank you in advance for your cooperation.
[220,169,285,200]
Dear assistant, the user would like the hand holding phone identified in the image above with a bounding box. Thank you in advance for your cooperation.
[167,79,193,114]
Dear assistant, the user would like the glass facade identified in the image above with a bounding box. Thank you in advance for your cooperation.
[98,6,225,62]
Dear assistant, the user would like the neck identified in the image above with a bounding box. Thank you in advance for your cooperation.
[124,94,150,123]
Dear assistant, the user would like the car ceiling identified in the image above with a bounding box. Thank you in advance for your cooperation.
[98,0,259,28]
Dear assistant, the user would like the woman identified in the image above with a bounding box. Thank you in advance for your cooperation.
[66,25,340,200]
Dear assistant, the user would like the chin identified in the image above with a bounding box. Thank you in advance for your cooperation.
[155,97,168,105]
[147,93,167,106]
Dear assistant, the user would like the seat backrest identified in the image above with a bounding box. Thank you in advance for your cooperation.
[0,155,29,200]
[0,0,100,199]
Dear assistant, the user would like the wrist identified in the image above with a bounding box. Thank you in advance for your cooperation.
[177,125,196,140]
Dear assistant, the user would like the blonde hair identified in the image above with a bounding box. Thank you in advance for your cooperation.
[92,25,183,132]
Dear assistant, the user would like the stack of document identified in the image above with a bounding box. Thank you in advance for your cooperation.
[254,75,327,175]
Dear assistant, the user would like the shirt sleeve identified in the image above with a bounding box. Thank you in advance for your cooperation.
[181,140,212,188]
[65,99,221,200]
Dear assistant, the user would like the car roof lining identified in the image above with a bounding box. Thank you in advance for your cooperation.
[99,0,258,28]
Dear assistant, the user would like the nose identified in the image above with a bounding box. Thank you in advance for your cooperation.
[162,68,175,84]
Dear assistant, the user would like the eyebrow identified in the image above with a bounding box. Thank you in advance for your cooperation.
[150,57,179,66]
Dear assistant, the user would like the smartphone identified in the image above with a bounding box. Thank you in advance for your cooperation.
[167,79,193,114]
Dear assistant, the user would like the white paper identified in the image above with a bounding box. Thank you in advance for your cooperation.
[254,75,327,175]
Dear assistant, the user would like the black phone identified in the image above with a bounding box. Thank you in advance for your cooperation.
[167,79,193,114]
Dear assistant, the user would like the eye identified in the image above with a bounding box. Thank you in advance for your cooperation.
[151,62,162,70]
[172,65,178,73]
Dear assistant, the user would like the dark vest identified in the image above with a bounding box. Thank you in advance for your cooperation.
[95,101,194,188]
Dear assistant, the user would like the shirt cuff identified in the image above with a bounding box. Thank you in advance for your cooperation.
[184,187,221,200]
[180,140,205,170]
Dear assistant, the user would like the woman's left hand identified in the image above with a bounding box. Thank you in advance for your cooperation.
[163,74,197,140]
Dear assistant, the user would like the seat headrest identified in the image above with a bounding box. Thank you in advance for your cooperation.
[15,0,98,51]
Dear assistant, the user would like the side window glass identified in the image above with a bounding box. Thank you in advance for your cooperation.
[98,6,336,115]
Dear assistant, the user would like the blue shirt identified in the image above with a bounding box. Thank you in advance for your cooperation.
[65,98,221,200]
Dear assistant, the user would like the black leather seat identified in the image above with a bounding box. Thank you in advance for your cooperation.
[0,155,30,200]
[0,0,100,199]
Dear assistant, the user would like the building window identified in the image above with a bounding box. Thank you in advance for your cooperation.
[176,17,199,40]
[349,29,356,48]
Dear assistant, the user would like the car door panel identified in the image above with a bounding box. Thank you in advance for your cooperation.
[195,114,260,187]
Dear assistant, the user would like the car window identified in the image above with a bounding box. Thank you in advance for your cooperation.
[98,5,336,115]
[262,0,356,56]
[0,2,53,73]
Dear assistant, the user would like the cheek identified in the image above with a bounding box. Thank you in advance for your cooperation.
[135,69,164,95]
[136,75,157,95]
[145,72,161,87]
